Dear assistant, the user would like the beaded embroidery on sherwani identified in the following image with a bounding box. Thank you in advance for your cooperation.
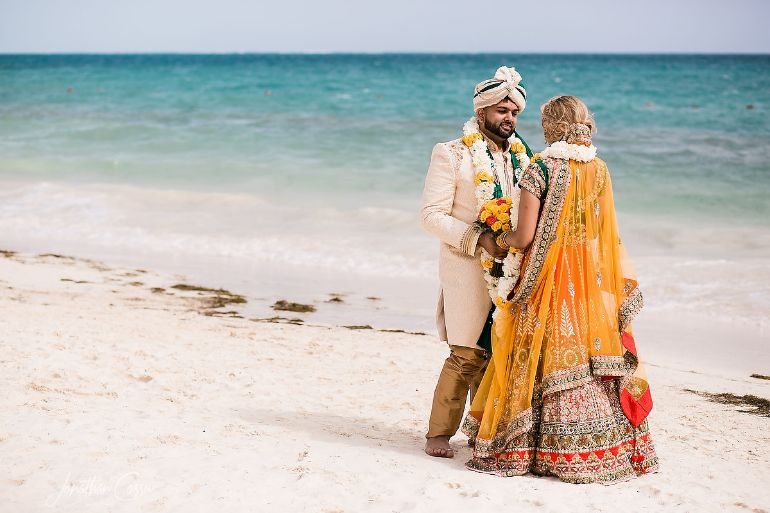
[445,138,466,175]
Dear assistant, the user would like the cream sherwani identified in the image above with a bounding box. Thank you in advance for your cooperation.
[421,135,518,349]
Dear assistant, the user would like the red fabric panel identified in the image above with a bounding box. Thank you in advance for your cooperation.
[620,387,653,427]
[622,331,637,356]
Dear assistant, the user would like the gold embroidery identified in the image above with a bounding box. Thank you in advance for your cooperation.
[560,300,575,339]
[512,158,571,304]
[445,138,465,174]
[519,162,546,199]
[619,287,643,332]
[460,224,481,255]
[464,378,659,484]
[575,159,607,213]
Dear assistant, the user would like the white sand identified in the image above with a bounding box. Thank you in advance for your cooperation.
[1,251,769,513]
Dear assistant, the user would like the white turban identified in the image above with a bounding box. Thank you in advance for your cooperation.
[473,66,527,113]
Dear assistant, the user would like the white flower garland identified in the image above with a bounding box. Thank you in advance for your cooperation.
[461,117,527,310]
[539,141,597,162]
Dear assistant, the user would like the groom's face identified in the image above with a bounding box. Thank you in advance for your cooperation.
[479,99,518,139]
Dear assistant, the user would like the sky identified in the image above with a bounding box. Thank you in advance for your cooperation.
[1,0,769,54]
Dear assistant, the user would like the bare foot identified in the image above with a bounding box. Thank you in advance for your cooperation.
[425,436,454,458]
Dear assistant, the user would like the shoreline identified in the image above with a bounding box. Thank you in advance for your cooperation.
[1,178,769,336]
[3,240,769,376]
[1,248,769,512]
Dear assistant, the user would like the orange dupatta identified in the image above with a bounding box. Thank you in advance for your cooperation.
[467,156,652,457]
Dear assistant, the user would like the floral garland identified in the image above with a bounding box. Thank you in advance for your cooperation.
[461,116,529,309]
[539,140,597,162]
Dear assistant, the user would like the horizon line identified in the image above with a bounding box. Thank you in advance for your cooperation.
[1,50,769,56]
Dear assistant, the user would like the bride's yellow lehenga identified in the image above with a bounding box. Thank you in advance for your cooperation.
[462,155,659,484]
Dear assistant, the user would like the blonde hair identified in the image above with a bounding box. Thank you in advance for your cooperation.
[541,95,596,144]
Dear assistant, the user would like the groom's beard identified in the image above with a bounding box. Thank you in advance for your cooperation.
[484,117,515,139]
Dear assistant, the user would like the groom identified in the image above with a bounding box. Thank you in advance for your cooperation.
[421,67,530,458]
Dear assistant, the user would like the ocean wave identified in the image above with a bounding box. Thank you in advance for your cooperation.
[636,256,770,328]
[0,181,435,279]
[1,180,768,326]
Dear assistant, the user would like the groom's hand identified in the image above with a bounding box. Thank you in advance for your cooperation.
[478,232,507,259]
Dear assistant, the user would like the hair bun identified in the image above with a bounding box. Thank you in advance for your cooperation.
[566,123,592,145]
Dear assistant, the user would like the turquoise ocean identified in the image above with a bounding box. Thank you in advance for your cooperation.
[1,54,769,329]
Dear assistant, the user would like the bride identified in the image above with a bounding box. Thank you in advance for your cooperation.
[462,95,659,484]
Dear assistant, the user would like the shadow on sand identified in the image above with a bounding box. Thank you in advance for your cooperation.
[238,407,473,470]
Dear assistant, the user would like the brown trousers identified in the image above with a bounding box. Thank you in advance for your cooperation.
[426,344,490,438]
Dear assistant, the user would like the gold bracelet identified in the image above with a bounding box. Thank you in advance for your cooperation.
[495,232,510,250]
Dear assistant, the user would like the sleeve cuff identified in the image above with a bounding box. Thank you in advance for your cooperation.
[519,178,542,199]
[460,224,483,256]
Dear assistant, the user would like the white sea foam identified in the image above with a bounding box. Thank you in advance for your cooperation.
[0,180,767,328]
[0,181,435,279]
